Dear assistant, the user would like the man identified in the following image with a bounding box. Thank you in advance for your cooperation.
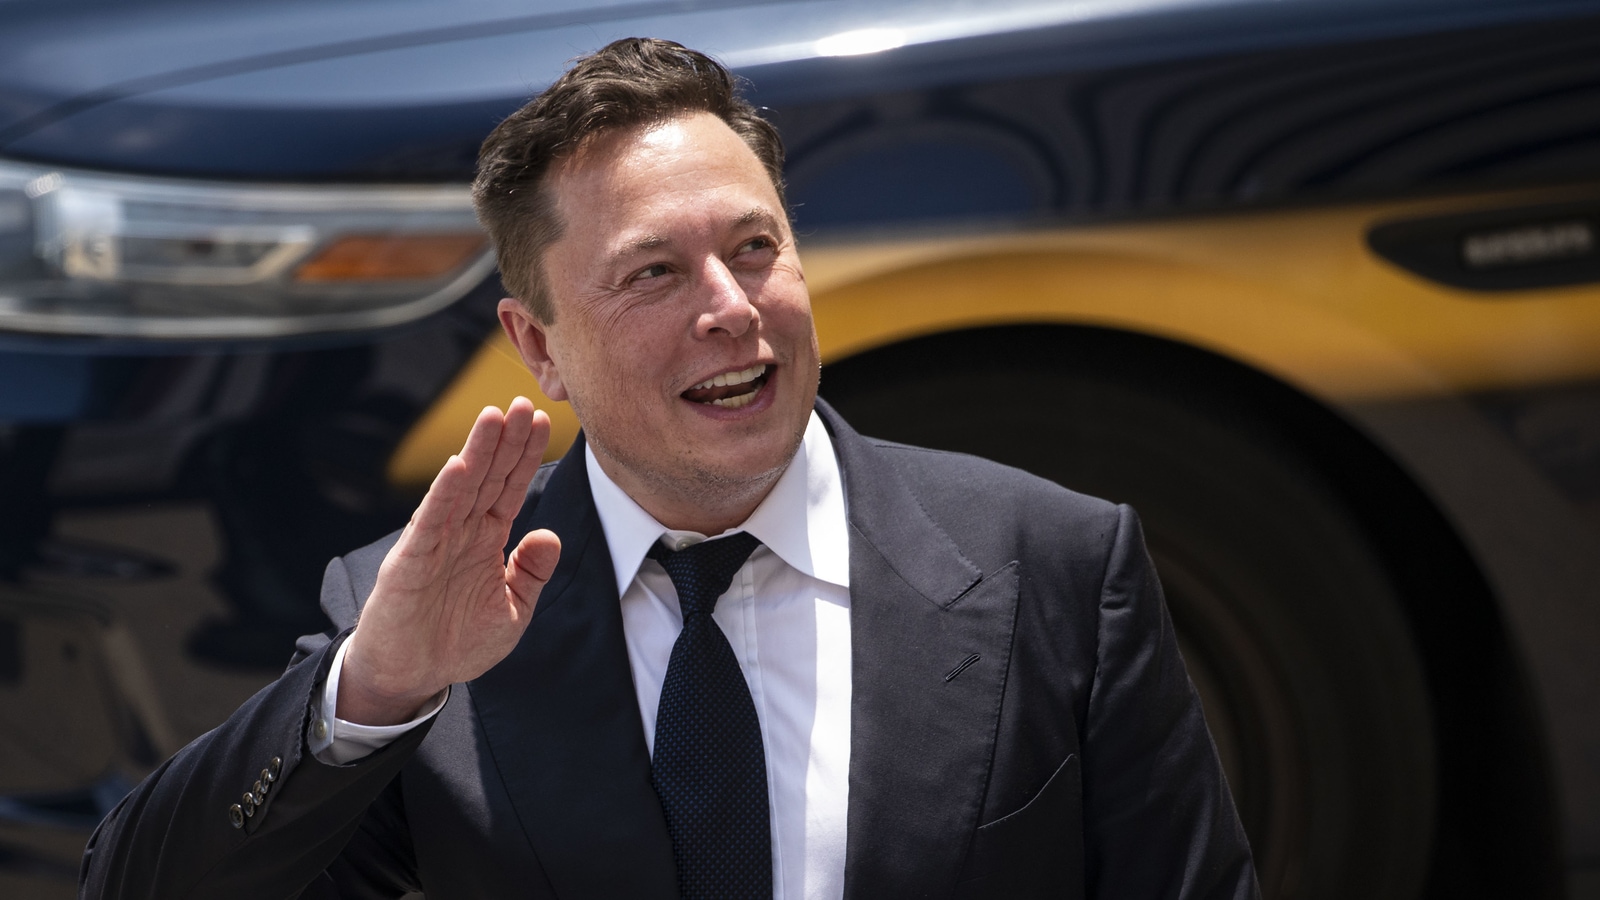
[79,38,1258,900]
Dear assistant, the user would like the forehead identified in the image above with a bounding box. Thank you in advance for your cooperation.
[547,112,782,235]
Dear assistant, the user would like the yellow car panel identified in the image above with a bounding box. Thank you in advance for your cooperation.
[389,184,1600,487]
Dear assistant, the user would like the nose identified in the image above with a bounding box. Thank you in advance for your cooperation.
[693,256,757,339]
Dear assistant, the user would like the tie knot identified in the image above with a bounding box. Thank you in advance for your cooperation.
[647,531,762,618]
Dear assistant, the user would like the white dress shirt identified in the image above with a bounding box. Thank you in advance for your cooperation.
[313,411,853,900]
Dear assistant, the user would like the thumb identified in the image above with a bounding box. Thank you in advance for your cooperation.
[505,528,561,605]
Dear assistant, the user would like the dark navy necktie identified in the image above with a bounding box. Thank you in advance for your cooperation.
[647,531,772,900]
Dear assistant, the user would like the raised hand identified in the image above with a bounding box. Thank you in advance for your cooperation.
[338,397,562,726]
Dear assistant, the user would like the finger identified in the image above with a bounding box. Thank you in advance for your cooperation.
[523,399,551,460]
[407,453,473,541]
[505,528,562,610]
[489,403,550,521]
[454,405,509,500]
[471,398,535,518]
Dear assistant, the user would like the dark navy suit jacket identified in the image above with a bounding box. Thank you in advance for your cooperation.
[80,400,1259,899]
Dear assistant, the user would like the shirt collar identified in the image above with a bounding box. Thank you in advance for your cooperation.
[586,409,850,598]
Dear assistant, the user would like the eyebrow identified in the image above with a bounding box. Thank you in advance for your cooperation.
[606,208,783,265]
[617,234,669,258]
[734,207,781,230]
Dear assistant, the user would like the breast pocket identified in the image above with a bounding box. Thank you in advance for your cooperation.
[953,753,1084,900]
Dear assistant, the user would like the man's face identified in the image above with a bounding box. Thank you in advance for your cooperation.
[501,112,819,529]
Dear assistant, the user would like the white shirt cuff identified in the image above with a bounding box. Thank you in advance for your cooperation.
[310,637,449,765]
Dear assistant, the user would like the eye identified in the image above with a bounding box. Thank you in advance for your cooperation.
[738,237,774,254]
[632,263,670,282]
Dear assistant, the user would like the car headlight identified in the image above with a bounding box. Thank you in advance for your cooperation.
[0,158,494,339]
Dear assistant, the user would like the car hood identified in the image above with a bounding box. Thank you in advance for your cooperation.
[0,0,1591,180]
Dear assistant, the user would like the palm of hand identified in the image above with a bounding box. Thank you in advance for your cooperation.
[341,398,561,725]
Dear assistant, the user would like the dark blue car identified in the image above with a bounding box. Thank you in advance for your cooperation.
[5,1,1600,897]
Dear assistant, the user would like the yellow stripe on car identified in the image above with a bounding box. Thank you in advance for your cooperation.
[388,183,1600,488]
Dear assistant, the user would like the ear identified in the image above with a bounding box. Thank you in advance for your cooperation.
[498,297,569,402]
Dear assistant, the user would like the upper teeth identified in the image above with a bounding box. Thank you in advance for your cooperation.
[691,364,766,391]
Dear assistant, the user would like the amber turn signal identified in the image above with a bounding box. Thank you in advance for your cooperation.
[294,233,487,282]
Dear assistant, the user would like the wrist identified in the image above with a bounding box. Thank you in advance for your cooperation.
[336,636,441,726]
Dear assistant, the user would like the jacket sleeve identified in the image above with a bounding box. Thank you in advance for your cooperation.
[1080,505,1260,900]
[78,554,432,900]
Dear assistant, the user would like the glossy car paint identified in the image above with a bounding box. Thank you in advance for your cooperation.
[3,1,1600,897]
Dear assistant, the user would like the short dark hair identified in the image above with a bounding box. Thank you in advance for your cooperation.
[472,37,787,322]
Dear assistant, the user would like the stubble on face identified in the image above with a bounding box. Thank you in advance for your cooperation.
[581,395,804,523]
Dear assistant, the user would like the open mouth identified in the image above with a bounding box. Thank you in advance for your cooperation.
[681,363,770,409]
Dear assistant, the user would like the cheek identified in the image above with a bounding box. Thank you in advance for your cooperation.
[580,343,676,414]
[767,295,818,347]
[546,340,614,413]
[752,274,810,320]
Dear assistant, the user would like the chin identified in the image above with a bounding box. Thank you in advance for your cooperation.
[686,421,806,488]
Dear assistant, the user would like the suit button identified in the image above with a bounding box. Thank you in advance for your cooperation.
[228,804,244,829]
[268,756,282,778]
[253,779,265,797]
[261,766,275,785]
[242,794,256,817]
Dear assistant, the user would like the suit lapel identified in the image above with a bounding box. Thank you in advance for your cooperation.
[468,435,678,900]
[821,404,1021,900]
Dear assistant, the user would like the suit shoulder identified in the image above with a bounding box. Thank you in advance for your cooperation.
[863,437,1126,576]
[860,436,1129,615]
[867,437,1120,528]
